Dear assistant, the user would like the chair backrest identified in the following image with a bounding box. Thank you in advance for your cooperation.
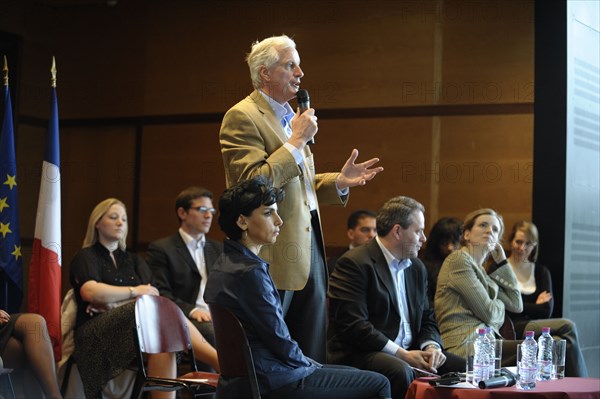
[134,295,197,367]
[500,313,517,340]
[209,302,260,399]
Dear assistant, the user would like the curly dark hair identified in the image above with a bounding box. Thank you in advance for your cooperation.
[218,176,285,240]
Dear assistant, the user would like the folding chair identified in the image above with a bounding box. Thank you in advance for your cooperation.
[131,295,218,399]
[0,356,16,399]
[209,303,261,399]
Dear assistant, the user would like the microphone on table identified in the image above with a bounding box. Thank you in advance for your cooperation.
[478,369,517,389]
[296,89,314,145]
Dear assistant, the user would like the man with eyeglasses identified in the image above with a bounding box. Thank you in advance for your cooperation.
[147,186,223,352]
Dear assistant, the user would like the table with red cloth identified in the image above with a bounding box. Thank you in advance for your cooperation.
[406,377,600,399]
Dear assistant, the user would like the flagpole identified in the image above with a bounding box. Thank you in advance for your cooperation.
[51,56,56,88]
[28,56,62,359]
[2,55,8,85]
[2,56,8,311]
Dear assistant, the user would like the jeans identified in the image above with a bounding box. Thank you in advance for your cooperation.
[264,365,391,399]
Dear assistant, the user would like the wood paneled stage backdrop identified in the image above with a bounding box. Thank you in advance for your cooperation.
[1,0,534,298]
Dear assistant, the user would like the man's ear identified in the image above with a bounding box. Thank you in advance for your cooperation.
[347,228,355,242]
[259,65,270,83]
[176,207,187,221]
[395,224,404,241]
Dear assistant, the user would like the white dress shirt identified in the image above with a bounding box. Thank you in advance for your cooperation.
[179,228,209,314]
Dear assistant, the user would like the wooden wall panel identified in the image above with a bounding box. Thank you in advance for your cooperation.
[314,117,434,246]
[2,0,536,296]
[441,0,534,105]
[59,126,137,286]
[437,114,534,235]
[143,1,437,112]
[138,123,226,243]
[14,125,46,238]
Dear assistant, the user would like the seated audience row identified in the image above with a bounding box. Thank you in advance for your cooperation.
[432,209,588,377]
[4,188,588,399]
[69,198,219,399]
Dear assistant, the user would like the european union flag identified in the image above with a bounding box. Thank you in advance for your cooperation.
[0,71,23,313]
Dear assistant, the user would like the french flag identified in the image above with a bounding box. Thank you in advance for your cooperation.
[29,69,62,360]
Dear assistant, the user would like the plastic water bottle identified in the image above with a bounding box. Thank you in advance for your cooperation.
[518,330,538,390]
[485,326,497,378]
[537,327,553,381]
[473,328,490,385]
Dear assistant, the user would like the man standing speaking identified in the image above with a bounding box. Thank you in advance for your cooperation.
[219,35,382,362]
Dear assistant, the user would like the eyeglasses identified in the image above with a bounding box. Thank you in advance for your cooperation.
[190,206,216,215]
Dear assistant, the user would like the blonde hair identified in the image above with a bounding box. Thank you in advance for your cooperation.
[246,35,296,89]
[82,198,128,251]
[508,220,539,262]
[461,208,504,246]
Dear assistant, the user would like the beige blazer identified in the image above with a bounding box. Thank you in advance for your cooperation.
[219,90,346,290]
[434,248,523,357]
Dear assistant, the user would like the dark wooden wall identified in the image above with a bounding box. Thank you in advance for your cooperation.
[1,0,534,298]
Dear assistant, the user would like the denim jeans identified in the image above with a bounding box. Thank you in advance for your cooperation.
[264,365,391,399]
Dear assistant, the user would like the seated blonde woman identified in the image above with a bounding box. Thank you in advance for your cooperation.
[70,198,219,399]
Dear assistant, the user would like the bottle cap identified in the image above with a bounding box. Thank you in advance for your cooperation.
[525,330,535,337]
[478,328,486,335]
[542,327,551,333]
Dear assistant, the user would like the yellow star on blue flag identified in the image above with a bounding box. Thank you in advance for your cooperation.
[11,244,21,261]
[1,73,23,312]
[3,174,16,189]
[0,196,8,212]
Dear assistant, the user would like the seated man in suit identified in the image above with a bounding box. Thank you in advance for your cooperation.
[328,209,377,276]
[327,196,463,399]
[147,186,223,346]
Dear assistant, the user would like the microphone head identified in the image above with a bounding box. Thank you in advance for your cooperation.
[296,89,310,106]
[478,374,516,389]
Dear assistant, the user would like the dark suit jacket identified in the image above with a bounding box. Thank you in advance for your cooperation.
[327,239,442,366]
[147,233,223,317]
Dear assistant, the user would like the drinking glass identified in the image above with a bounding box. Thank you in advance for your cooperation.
[465,339,475,385]
[493,339,503,377]
[552,339,566,380]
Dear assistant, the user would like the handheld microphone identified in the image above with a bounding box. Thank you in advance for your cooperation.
[296,89,314,145]
[478,371,516,389]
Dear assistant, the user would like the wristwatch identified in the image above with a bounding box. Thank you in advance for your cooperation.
[424,343,441,351]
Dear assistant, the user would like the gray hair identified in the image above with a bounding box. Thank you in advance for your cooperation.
[246,35,296,89]
[377,196,425,236]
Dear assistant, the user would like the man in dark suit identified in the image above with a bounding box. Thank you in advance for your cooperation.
[327,209,377,276]
[147,186,223,346]
[327,196,463,398]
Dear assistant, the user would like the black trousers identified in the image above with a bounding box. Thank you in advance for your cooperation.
[279,216,327,363]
